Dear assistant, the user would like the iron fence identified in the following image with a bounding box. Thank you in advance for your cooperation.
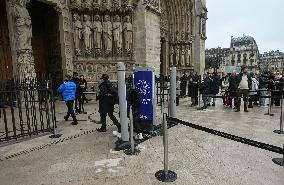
[0,77,56,143]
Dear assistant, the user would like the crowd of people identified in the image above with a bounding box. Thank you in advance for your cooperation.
[177,66,284,112]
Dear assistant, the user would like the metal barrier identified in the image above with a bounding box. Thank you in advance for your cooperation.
[0,78,57,143]
[155,113,177,182]
[166,117,284,166]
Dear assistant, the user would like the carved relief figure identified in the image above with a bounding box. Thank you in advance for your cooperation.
[170,45,174,66]
[93,15,102,55]
[83,14,93,54]
[14,0,32,51]
[73,13,83,56]
[123,15,133,55]
[185,45,191,66]
[180,46,185,67]
[82,0,92,10]
[70,0,82,9]
[175,45,180,66]
[102,15,112,56]
[113,15,122,55]
[102,0,111,9]
[93,0,101,8]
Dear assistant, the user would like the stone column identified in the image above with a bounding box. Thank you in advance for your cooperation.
[6,0,36,79]
[133,0,161,75]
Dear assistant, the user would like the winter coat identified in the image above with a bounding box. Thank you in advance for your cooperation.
[236,73,252,90]
[200,77,210,95]
[249,78,259,95]
[58,81,76,102]
[210,75,220,95]
[258,76,269,89]
[188,76,199,97]
[97,80,115,113]
[228,76,238,96]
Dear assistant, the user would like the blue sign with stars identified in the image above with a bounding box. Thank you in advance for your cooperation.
[134,69,154,122]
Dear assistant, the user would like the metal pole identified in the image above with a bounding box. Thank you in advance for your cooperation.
[274,95,284,134]
[170,67,176,118]
[130,106,134,153]
[155,113,177,182]
[117,62,129,142]
[265,90,274,116]
[163,113,169,175]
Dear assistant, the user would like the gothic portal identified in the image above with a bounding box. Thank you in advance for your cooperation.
[1,0,207,89]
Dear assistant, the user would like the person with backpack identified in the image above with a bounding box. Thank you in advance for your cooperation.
[96,74,121,133]
[58,75,78,125]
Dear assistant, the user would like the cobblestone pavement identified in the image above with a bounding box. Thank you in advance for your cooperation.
[0,97,283,185]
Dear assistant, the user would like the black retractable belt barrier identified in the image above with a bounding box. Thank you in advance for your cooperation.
[167,117,284,166]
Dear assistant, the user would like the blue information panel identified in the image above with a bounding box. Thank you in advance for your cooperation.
[134,69,155,122]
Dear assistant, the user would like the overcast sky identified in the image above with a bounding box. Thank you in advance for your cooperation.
[206,0,284,53]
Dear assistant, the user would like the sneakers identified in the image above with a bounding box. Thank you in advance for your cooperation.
[235,109,240,112]
[96,128,106,132]
[212,103,215,107]
[71,121,78,125]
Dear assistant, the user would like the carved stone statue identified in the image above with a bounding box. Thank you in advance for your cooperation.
[14,0,32,51]
[102,15,112,56]
[185,45,191,66]
[82,0,92,10]
[93,15,102,55]
[93,0,101,9]
[123,15,133,55]
[113,15,122,55]
[180,46,185,67]
[101,0,111,9]
[170,45,174,66]
[70,0,82,9]
[73,13,83,56]
[175,46,180,66]
[83,14,93,54]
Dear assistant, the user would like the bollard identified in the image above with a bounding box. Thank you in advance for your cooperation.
[155,113,177,182]
[274,96,284,134]
[124,106,140,155]
[116,62,130,150]
[264,90,274,116]
[272,144,284,166]
[169,67,177,118]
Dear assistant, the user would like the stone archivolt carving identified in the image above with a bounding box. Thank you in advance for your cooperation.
[143,0,160,14]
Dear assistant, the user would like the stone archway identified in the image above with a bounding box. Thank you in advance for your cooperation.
[26,0,63,88]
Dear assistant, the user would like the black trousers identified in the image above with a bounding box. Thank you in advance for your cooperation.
[100,112,121,132]
[66,100,77,121]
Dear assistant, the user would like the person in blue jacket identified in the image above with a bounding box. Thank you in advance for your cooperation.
[58,75,78,125]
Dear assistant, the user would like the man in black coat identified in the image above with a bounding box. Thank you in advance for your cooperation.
[198,74,211,110]
[228,70,238,108]
[209,73,220,106]
[180,72,187,98]
[96,74,121,132]
[188,73,199,106]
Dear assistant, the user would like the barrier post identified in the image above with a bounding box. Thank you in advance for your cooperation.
[272,144,284,166]
[116,62,130,150]
[155,113,177,182]
[274,96,284,134]
[124,106,140,155]
[265,90,274,116]
[169,67,177,118]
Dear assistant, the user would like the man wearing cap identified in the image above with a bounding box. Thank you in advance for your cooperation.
[96,74,121,132]
[58,75,78,125]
